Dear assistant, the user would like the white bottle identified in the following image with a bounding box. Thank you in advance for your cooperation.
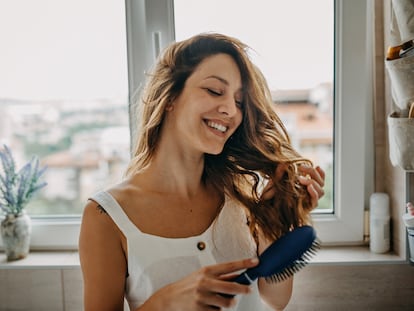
[370,193,391,253]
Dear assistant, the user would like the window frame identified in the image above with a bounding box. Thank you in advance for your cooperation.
[312,0,374,244]
[0,0,373,250]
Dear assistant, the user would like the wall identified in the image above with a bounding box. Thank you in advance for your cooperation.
[378,0,409,257]
[0,268,82,311]
[1,265,413,311]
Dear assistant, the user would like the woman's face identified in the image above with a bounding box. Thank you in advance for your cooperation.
[165,53,243,155]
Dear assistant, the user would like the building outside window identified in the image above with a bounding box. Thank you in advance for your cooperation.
[0,0,129,217]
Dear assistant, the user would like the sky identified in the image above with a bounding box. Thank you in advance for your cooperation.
[0,0,333,101]
[174,0,334,91]
[0,0,128,101]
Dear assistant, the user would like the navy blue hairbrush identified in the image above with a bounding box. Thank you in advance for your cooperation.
[231,225,320,285]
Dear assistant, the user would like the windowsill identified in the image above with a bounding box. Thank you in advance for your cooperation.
[310,245,407,265]
[0,250,80,270]
[0,246,408,270]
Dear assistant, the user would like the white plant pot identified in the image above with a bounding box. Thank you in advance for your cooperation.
[1,212,32,261]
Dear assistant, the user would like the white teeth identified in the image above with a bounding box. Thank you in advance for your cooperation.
[207,121,227,133]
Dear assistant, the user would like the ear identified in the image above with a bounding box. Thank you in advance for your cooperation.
[165,104,174,112]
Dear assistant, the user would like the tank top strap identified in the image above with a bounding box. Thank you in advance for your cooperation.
[90,191,138,237]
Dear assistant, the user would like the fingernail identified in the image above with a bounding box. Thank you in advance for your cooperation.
[250,258,259,264]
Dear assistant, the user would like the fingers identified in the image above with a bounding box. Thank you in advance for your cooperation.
[202,258,258,295]
[192,258,258,307]
[298,165,325,187]
[199,279,250,300]
[306,182,321,208]
[261,164,326,208]
[206,257,259,277]
[154,258,259,310]
[298,165,325,207]
[201,292,238,309]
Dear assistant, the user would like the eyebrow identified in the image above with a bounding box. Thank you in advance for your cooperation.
[205,75,230,85]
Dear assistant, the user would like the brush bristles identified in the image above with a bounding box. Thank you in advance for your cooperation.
[264,239,321,283]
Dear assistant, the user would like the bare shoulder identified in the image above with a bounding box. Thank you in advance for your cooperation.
[81,175,145,231]
[82,200,110,222]
[83,198,108,217]
[78,178,137,254]
[79,199,123,251]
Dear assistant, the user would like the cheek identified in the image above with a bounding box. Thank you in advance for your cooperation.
[234,110,243,129]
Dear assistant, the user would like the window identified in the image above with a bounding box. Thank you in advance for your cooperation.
[174,0,334,213]
[0,0,373,249]
[0,0,128,249]
[127,0,374,244]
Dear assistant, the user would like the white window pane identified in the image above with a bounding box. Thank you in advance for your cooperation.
[174,0,334,211]
[0,0,129,216]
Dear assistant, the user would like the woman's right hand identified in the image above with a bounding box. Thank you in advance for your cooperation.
[137,257,259,311]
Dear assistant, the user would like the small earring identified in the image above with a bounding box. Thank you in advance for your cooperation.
[166,104,174,112]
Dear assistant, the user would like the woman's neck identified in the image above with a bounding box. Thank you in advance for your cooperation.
[141,145,207,199]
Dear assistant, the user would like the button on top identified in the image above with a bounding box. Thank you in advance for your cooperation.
[197,241,206,251]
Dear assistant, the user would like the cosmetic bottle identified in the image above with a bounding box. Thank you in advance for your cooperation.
[370,193,390,254]
[403,202,414,264]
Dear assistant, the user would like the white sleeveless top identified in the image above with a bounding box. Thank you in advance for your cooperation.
[91,191,267,311]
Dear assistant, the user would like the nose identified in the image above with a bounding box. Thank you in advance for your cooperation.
[218,96,238,117]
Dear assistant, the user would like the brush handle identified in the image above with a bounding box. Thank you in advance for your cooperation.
[220,272,252,299]
[231,271,254,285]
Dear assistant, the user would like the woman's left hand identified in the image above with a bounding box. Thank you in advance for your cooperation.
[261,164,325,209]
[297,165,325,208]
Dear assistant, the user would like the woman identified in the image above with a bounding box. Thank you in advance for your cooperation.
[79,33,325,311]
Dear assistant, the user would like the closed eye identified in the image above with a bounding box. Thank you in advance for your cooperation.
[205,87,243,109]
[206,88,222,96]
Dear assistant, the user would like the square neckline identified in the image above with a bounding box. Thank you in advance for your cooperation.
[96,191,228,241]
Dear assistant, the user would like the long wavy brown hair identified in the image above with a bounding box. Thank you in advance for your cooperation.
[126,33,314,241]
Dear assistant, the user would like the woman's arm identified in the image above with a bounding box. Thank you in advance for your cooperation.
[258,277,293,311]
[256,230,293,311]
[257,165,325,310]
[79,200,127,311]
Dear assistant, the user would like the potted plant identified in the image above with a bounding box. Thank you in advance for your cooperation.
[0,145,47,261]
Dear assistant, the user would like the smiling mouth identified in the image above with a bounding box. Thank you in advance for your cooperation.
[206,120,228,133]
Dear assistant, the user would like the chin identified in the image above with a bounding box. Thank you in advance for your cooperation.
[205,146,225,155]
